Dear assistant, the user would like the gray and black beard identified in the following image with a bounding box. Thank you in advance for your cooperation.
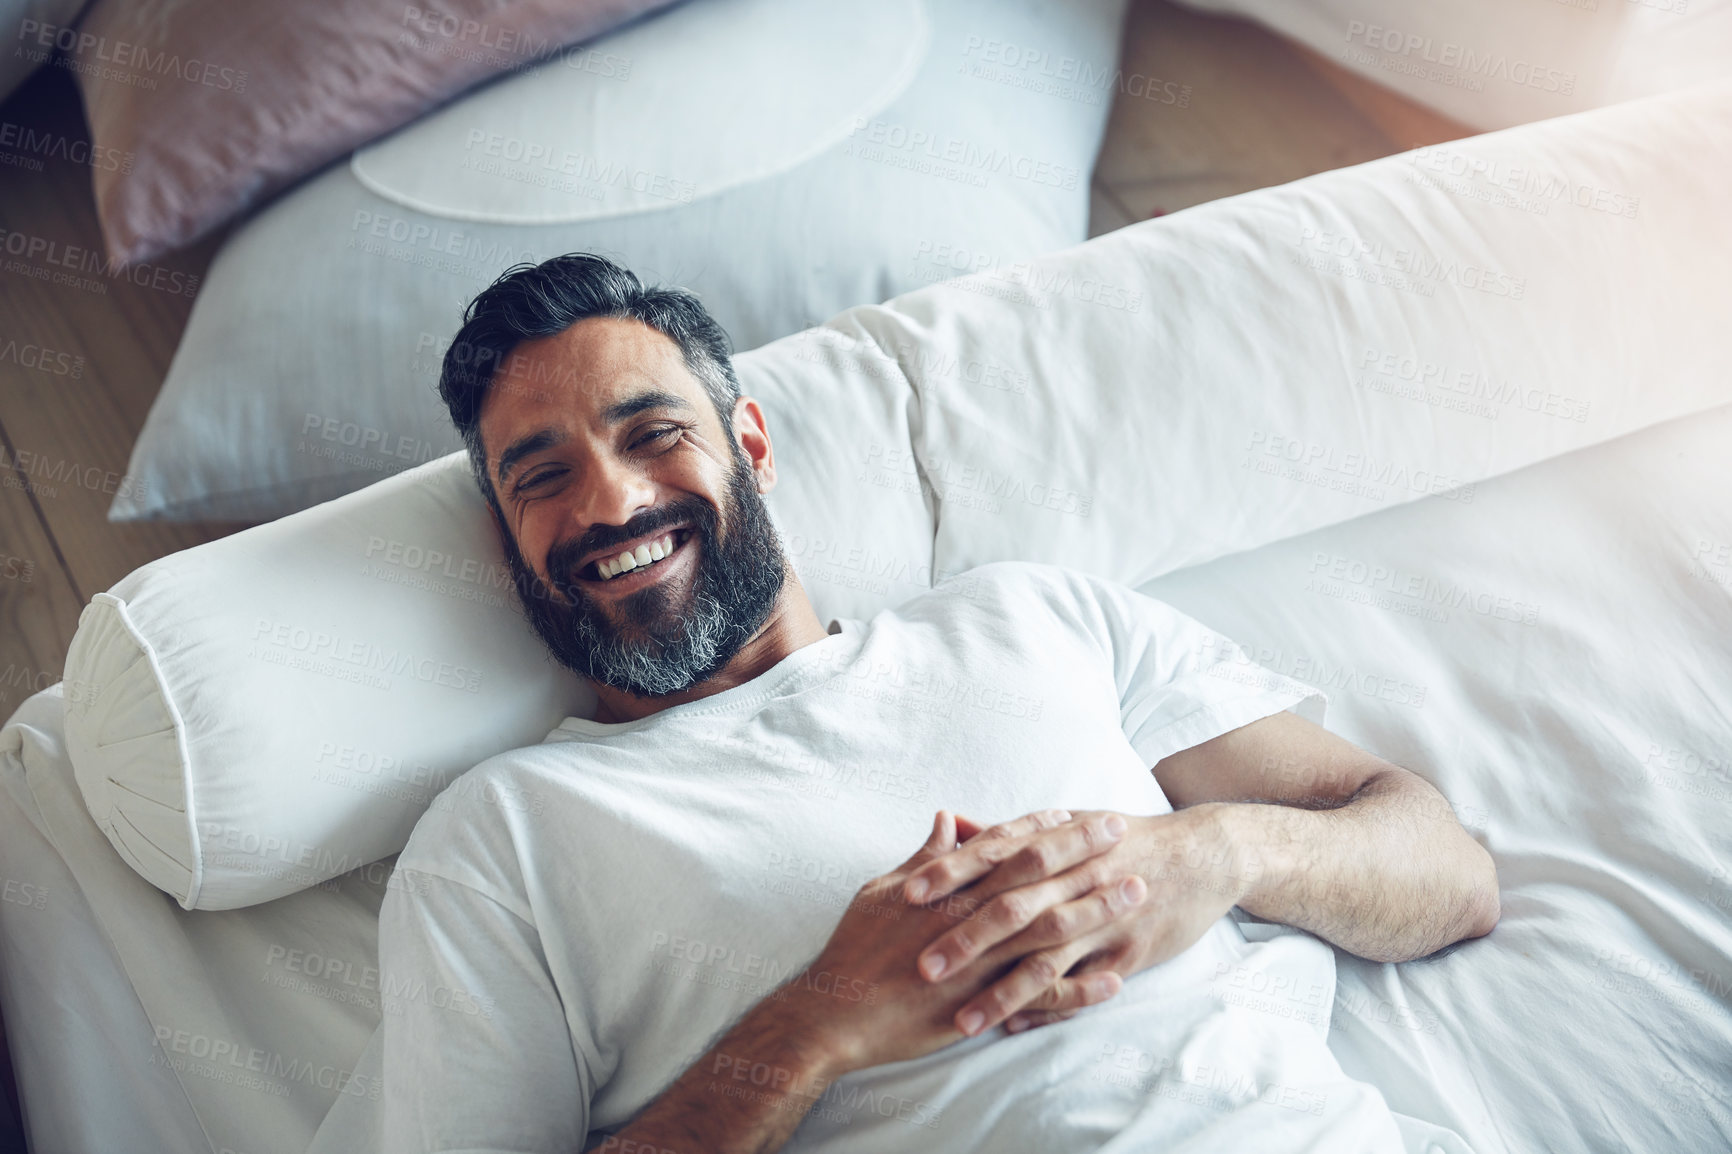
[499,447,787,700]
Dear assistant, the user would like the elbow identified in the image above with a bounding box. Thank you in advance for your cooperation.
[1463,850,1501,941]
[1473,879,1502,940]
[1386,865,1498,965]
[1415,846,1499,959]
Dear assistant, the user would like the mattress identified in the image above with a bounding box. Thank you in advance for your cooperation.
[5,394,1731,1153]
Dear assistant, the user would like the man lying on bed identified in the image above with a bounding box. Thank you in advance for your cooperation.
[378,253,1499,1154]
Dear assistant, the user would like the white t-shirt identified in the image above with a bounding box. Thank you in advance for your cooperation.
[378,561,1407,1154]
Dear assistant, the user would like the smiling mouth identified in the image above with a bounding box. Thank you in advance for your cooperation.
[579,527,697,584]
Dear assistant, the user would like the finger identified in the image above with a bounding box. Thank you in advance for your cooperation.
[915,860,1128,980]
[892,810,958,875]
[1060,949,1131,978]
[1017,970,1124,1015]
[928,809,958,853]
[954,950,1125,1037]
[1010,875,1149,955]
[1003,1008,1078,1035]
[960,808,1073,848]
[953,814,989,842]
[961,814,1136,907]
[907,803,1066,901]
[919,870,1145,982]
[907,810,1127,909]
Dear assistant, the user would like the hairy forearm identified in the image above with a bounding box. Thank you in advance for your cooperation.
[593,994,841,1154]
[1209,771,1500,963]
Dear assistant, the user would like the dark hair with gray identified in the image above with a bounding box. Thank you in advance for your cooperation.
[437,252,740,511]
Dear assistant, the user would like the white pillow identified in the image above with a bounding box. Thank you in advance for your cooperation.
[841,82,1732,591]
[350,0,927,225]
[1173,0,1732,130]
[64,324,936,910]
[108,0,1128,522]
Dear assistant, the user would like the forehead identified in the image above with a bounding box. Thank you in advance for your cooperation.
[477,315,705,455]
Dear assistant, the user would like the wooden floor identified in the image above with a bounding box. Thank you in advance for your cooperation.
[0,0,1466,1137]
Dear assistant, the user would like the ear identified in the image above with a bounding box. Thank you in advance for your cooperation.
[733,395,777,494]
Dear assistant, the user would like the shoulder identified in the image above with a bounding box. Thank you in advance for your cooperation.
[394,747,555,910]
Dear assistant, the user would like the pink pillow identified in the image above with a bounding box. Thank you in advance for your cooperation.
[71,0,677,265]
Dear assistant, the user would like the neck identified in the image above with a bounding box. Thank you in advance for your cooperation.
[588,573,830,725]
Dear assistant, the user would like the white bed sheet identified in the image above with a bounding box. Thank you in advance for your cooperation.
[5,401,1731,1153]
[1141,402,1732,1153]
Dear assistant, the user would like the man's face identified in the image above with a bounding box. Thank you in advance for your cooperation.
[478,316,786,699]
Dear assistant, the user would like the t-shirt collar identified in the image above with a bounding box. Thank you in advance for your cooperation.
[551,619,863,737]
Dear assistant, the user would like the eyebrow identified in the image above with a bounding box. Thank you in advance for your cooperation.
[493,388,698,490]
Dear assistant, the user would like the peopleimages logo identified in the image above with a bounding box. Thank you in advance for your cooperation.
[300,412,444,466]
[400,5,556,60]
[1357,347,1590,423]
[1405,146,1640,221]
[398,6,633,78]
[0,337,84,378]
[248,617,485,694]
[17,20,248,92]
[0,227,200,297]
[364,536,509,590]
[848,117,1082,191]
[152,1026,379,1099]
[201,824,383,879]
[1295,227,1526,300]
[0,444,148,501]
[0,119,133,173]
[957,35,1191,108]
[460,130,696,204]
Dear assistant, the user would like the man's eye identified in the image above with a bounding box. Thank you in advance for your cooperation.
[633,426,681,450]
[517,468,561,493]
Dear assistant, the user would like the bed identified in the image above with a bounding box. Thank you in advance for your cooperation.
[4,67,1731,1154]
[8,394,1732,1153]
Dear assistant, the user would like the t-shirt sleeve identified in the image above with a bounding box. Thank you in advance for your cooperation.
[1046,567,1328,769]
[378,867,592,1154]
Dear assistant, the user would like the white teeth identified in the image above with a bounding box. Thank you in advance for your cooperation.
[597,533,679,580]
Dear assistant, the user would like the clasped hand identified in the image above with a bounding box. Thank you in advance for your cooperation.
[791,805,1251,1075]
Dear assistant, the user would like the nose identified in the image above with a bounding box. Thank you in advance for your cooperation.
[566,450,659,540]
